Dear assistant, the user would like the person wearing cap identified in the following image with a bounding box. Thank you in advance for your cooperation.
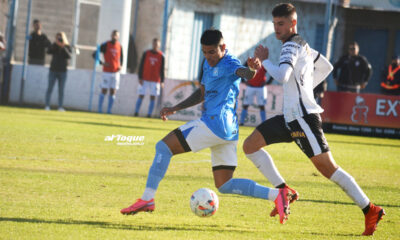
[381,55,400,95]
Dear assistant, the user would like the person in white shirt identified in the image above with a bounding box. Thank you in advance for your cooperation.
[243,3,384,236]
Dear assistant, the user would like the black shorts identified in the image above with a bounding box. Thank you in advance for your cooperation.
[256,114,330,158]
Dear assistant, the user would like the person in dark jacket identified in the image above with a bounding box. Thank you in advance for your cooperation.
[333,42,372,93]
[45,32,71,111]
[29,19,51,65]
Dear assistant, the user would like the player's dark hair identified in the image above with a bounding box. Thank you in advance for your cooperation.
[112,30,119,35]
[200,29,223,46]
[33,19,40,24]
[272,3,296,18]
[349,41,359,48]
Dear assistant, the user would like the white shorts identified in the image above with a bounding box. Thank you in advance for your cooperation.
[100,72,120,90]
[138,80,160,96]
[179,119,238,167]
[243,86,267,106]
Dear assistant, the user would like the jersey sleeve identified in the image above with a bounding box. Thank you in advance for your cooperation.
[279,41,300,69]
[312,50,333,88]
[225,56,242,78]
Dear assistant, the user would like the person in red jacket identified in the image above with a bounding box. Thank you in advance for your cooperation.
[134,38,165,117]
[98,30,123,114]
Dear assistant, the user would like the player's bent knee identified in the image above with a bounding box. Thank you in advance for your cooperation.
[242,137,251,154]
[243,137,258,155]
[155,140,172,157]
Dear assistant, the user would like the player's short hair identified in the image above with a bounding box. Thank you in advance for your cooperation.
[200,29,223,46]
[33,19,40,24]
[272,3,296,18]
[153,38,160,42]
[112,30,119,35]
[349,41,359,48]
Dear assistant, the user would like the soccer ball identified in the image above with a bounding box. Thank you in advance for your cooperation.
[190,188,219,217]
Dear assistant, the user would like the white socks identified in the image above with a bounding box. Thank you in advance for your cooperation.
[268,188,279,201]
[330,167,370,209]
[246,149,285,187]
[141,188,156,201]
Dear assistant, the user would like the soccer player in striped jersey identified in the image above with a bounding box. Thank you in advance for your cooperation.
[243,3,384,236]
[121,29,294,224]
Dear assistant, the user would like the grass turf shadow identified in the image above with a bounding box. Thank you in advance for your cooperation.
[0,217,254,233]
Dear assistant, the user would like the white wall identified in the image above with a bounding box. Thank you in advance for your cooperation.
[9,64,153,116]
[167,0,327,80]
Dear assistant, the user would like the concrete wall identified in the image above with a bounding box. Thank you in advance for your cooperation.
[9,63,155,117]
[0,0,9,35]
[14,0,75,64]
[128,0,165,74]
[166,0,327,80]
[11,0,101,70]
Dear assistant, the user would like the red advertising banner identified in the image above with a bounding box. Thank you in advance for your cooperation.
[321,91,400,129]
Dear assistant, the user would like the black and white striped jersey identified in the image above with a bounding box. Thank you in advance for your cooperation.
[262,34,332,122]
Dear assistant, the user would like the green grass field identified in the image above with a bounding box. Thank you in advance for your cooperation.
[0,106,399,240]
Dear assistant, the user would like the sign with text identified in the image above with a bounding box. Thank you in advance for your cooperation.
[321,91,400,137]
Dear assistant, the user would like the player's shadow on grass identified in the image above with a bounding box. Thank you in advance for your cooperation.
[0,217,253,233]
[49,119,169,131]
[299,198,400,208]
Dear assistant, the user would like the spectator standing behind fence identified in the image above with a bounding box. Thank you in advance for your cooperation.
[44,32,71,111]
[381,55,400,95]
[333,42,372,93]
[96,30,123,114]
[134,38,165,117]
[29,19,51,65]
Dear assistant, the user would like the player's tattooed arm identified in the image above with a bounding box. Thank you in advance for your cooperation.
[236,67,256,81]
[160,86,204,121]
[174,86,204,110]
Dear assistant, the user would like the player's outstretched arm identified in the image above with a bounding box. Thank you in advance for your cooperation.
[160,86,204,121]
[236,66,256,81]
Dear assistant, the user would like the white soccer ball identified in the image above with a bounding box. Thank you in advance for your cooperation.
[190,188,219,217]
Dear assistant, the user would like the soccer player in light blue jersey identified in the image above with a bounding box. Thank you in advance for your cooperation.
[121,29,294,224]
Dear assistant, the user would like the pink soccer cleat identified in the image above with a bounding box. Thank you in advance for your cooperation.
[274,186,291,224]
[270,185,298,217]
[120,198,155,215]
